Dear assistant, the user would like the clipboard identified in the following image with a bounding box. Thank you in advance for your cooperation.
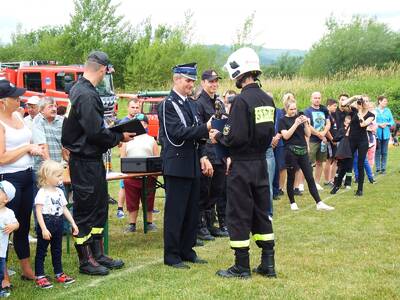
[109,118,146,135]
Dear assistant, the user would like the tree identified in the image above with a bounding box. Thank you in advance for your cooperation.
[62,0,135,86]
[301,16,400,78]
[232,11,257,51]
[263,53,303,78]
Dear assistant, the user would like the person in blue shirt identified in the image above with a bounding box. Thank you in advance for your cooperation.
[374,96,395,174]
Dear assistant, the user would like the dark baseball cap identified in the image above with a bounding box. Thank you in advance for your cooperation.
[0,80,26,99]
[201,69,221,81]
[87,51,111,67]
[172,62,197,80]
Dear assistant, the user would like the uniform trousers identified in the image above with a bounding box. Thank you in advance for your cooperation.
[226,160,274,248]
[69,155,108,244]
[164,176,199,265]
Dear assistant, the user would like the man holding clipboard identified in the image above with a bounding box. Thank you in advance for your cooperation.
[62,51,134,276]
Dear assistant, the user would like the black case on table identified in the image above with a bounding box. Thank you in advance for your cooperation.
[121,156,162,173]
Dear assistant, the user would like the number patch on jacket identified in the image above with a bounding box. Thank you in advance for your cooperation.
[255,106,275,124]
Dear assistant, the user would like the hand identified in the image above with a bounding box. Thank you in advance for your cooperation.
[29,144,44,156]
[317,132,325,140]
[122,132,135,142]
[225,157,232,175]
[295,117,303,125]
[200,157,213,177]
[42,228,52,240]
[3,224,16,234]
[209,129,219,144]
[71,224,79,236]
[271,135,280,148]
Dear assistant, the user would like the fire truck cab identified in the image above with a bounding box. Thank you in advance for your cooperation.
[0,61,117,119]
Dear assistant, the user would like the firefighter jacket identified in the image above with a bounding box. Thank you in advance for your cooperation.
[62,77,123,158]
[216,83,275,160]
[158,90,208,178]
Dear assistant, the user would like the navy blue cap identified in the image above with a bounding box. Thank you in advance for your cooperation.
[87,51,112,70]
[0,80,26,99]
[172,63,197,80]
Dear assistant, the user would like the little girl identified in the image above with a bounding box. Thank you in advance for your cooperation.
[34,160,78,289]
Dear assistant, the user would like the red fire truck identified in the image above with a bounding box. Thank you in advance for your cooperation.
[0,61,117,119]
[118,91,169,138]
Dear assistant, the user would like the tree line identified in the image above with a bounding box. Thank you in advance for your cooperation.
[1,0,400,90]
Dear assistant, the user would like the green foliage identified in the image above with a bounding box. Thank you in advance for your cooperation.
[263,53,304,78]
[301,16,400,78]
[124,18,221,91]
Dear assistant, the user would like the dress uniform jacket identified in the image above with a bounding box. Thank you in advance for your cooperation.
[158,90,208,178]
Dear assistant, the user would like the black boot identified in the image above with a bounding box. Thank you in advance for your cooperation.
[217,218,229,238]
[330,185,340,195]
[91,236,124,269]
[197,211,214,241]
[206,210,226,238]
[253,249,276,278]
[216,248,251,279]
[75,243,109,276]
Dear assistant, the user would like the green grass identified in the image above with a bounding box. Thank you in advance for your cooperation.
[6,146,400,299]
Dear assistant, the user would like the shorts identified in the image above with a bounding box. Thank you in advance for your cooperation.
[309,142,327,164]
[124,177,156,212]
[284,148,302,170]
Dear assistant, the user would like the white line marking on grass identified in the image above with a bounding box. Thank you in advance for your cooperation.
[51,258,163,299]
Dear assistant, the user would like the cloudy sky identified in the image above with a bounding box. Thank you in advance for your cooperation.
[1,0,399,50]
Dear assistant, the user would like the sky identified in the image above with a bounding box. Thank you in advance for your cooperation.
[1,0,400,50]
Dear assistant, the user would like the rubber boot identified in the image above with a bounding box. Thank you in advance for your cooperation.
[91,236,124,269]
[216,248,251,279]
[206,210,226,238]
[75,243,109,275]
[253,249,276,278]
[197,211,214,241]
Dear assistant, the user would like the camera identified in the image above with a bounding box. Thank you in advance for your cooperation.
[356,97,364,105]
[298,111,304,116]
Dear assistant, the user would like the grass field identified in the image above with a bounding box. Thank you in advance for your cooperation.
[6,145,400,299]
[5,96,400,299]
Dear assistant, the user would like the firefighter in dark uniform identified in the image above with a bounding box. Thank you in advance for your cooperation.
[158,63,213,269]
[210,47,277,278]
[196,69,229,240]
[62,51,134,275]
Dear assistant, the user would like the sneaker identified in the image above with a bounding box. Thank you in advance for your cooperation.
[7,269,15,276]
[55,273,75,285]
[28,234,37,243]
[315,183,324,191]
[147,223,157,231]
[124,224,136,233]
[116,209,125,219]
[298,184,304,192]
[368,178,376,184]
[290,203,299,211]
[35,277,53,289]
[316,201,335,211]
[381,170,386,175]
[323,181,333,187]
[0,289,10,298]
[345,185,351,190]
[278,189,284,196]
[152,208,160,214]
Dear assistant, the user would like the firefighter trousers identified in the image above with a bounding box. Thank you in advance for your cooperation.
[69,155,108,245]
[226,159,274,249]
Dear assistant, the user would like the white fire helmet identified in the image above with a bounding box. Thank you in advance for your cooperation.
[224,47,261,80]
